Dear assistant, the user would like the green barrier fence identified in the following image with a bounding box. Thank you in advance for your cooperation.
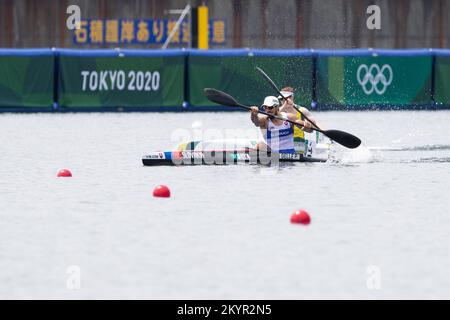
[315,49,434,109]
[0,49,449,112]
[0,49,55,111]
[57,49,186,111]
[188,49,313,108]
[435,51,450,107]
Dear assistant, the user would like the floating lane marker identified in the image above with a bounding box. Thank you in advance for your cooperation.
[153,185,171,198]
[57,169,72,177]
[290,209,311,225]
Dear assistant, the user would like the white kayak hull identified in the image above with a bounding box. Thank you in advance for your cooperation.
[142,135,333,166]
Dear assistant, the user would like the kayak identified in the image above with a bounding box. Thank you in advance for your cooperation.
[142,150,328,166]
[142,134,333,166]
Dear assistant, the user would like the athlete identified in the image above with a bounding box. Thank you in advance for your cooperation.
[249,96,309,153]
[277,87,322,153]
[278,87,317,133]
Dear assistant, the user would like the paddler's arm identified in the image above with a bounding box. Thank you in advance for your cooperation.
[250,106,268,128]
[280,96,297,116]
[286,112,312,132]
[295,106,317,133]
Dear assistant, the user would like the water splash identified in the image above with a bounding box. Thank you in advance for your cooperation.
[329,144,450,164]
[331,145,378,164]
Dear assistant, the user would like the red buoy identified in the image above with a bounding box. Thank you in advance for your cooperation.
[57,169,72,177]
[290,209,311,225]
[153,185,171,198]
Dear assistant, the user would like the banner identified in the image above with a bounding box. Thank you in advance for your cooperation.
[0,49,54,110]
[315,49,433,109]
[1,49,447,112]
[434,50,450,107]
[73,19,226,46]
[188,49,314,108]
[57,49,186,110]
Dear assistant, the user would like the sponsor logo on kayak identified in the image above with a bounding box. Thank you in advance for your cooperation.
[145,153,163,159]
[182,151,204,159]
[279,153,302,160]
[306,141,314,157]
[230,153,251,161]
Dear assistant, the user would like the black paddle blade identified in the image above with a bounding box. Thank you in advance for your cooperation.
[204,88,239,107]
[323,129,361,149]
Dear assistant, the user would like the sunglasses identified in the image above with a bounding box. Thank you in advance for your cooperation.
[262,105,277,110]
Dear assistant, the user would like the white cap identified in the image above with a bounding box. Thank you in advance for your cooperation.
[262,96,280,107]
[278,90,294,99]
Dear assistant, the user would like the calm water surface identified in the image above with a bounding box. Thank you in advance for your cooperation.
[1,110,450,299]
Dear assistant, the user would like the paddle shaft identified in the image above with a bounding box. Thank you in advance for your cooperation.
[255,66,321,131]
[234,102,319,132]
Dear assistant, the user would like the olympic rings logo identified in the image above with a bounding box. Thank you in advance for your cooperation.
[357,64,393,95]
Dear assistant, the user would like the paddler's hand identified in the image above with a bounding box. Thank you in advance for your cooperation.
[250,106,263,127]
[302,119,313,132]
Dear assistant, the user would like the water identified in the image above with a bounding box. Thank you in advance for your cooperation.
[1,110,450,299]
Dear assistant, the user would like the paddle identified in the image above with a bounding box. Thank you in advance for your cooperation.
[204,88,295,122]
[205,87,361,149]
[255,66,361,149]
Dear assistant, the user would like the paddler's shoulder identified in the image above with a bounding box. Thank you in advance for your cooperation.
[280,104,297,114]
[297,106,311,113]
[279,112,297,121]
[279,112,289,120]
